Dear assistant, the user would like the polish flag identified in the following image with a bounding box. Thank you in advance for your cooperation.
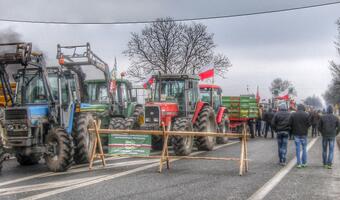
[199,69,214,81]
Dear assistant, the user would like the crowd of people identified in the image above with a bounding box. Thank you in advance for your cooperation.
[250,104,339,169]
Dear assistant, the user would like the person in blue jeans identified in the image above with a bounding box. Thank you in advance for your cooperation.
[289,104,311,168]
[318,105,339,169]
[272,104,291,165]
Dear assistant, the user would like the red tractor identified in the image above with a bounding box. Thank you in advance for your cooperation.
[199,84,230,144]
[141,74,217,156]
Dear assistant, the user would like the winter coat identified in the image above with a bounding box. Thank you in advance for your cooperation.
[318,106,340,139]
[263,111,275,123]
[289,104,311,136]
[271,105,291,132]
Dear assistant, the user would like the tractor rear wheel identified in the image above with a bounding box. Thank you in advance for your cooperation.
[172,118,193,156]
[73,113,95,164]
[45,128,74,172]
[125,105,144,129]
[216,114,229,144]
[195,105,217,151]
[16,153,41,166]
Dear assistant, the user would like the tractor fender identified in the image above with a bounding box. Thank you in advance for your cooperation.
[192,101,208,124]
[216,107,227,124]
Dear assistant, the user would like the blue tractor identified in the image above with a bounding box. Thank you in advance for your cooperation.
[0,43,75,172]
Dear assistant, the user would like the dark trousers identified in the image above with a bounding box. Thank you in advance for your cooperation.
[256,120,262,136]
[277,131,289,163]
[264,122,274,138]
[312,124,318,137]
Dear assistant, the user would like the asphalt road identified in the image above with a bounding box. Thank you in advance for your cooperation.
[0,136,339,200]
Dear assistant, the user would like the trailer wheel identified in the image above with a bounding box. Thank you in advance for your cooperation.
[45,128,74,172]
[172,118,193,156]
[216,114,229,144]
[73,113,95,164]
[195,105,217,151]
[16,153,41,166]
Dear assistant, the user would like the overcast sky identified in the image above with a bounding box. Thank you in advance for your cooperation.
[0,0,340,103]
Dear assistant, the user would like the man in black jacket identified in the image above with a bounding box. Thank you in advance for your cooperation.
[289,104,311,168]
[272,104,291,165]
[318,105,339,169]
[264,108,275,138]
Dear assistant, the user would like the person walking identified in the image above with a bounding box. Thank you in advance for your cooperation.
[264,108,275,138]
[271,104,291,165]
[289,104,311,168]
[318,105,339,169]
[311,110,320,137]
[256,105,263,137]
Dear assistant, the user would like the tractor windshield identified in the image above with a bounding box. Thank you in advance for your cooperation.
[86,82,109,104]
[154,79,185,105]
[15,71,48,104]
[200,88,211,103]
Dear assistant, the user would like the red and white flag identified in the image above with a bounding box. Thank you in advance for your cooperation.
[143,77,154,89]
[199,69,214,81]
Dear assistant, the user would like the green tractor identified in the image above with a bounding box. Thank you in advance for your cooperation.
[57,43,143,164]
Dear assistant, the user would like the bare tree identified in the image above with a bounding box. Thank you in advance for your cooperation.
[304,95,322,109]
[124,18,231,81]
[324,19,340,105]
[269,78,295,96]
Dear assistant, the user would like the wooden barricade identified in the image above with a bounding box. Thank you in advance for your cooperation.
[88,121,250,176]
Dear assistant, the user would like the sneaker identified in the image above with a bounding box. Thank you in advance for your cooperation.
[297,165,302,169]
[327,165,332,169]
[281,162,286,166]
[302,164,307,168]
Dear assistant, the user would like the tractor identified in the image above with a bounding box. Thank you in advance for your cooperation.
[57,43,143,164]
[131,74,217,156]
[199,84,229,144]
[0,43,75,172]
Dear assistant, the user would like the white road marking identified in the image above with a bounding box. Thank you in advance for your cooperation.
[0,176,105,196]
[0,156,128,187]
[248,137,319,200]
[19,142,239,200]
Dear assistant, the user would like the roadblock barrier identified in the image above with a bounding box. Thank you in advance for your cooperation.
[88,120,250,176]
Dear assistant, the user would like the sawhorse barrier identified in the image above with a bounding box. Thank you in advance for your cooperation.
[88,121,250,176]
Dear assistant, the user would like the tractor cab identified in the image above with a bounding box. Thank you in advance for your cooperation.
[199,84,222,112]
[0,43,75,172]
[144,74,199,128]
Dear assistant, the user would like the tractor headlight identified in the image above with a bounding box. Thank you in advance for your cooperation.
[153,118,159,122]
[21,124,28,130]
[145,117,151,122]
[7,124,14,131]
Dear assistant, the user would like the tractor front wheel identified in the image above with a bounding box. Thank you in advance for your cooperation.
[172,118,193,156]
[195,106,217,151]
[45,128,74,172]
[73,113,95,164]
[125,105,144,129]
[0,146,4,172]
[16,153,41,166]
[216,114,229,144]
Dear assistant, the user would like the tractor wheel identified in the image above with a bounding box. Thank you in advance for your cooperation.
[109,118,126,129]
[0,147,4,172]
[16,153,41,166]
[216,114,229,144]
[195,105,217,151]
[172,118,194,156]
[73,113,95,164]
[125,105,144,129]
[45,128,74,172]
[152,136,163,151]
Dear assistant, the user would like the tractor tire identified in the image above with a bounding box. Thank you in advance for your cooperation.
[125,105,144,129]
[16,153,41,166]
[216,114,229,144]
[172,118,194,156]
[109,118,126,130]
[195,105,217,151]
[73,113,95,164]
[0,147,4,172]
[45,128,74,172]
[152,136,163,151]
